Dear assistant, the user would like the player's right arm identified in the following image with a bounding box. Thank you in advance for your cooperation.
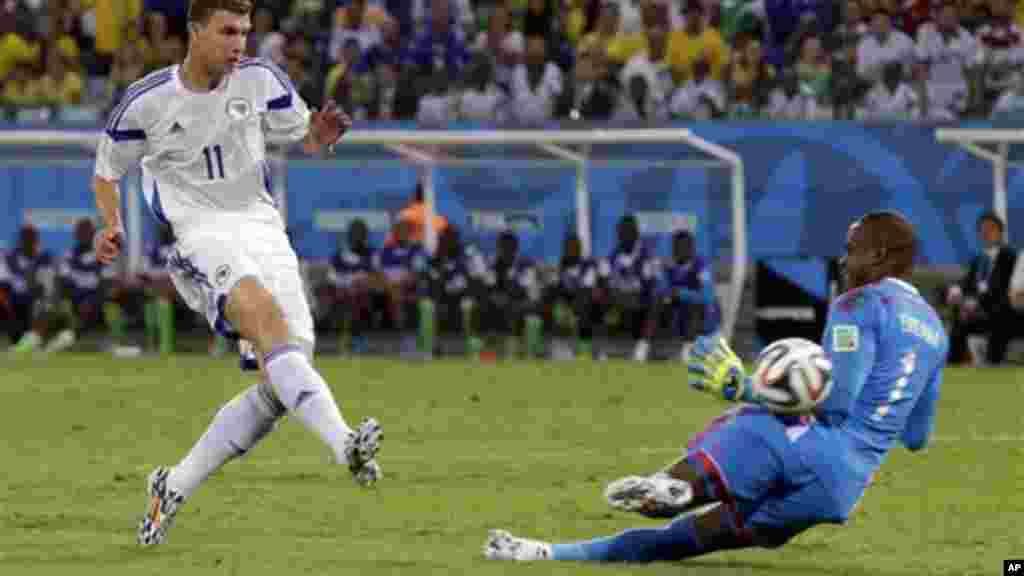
[901,366,941,451]
[93,89,148,264]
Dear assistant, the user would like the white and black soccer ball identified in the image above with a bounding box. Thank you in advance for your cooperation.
[752,338,833,414]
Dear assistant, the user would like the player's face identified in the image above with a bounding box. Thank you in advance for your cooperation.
[564,237,581,261]
[192,10,251,75]
[673,235,694,262]
[498,236,517,260]
[842,223,875,290]
[979,219,1002,246]
[75,220,95,247]
[618,220,638,247]
[18,228,39,257]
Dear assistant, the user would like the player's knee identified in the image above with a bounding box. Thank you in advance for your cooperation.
[228,277,288,344]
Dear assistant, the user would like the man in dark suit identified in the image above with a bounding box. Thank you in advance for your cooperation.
[946,212,1020,364]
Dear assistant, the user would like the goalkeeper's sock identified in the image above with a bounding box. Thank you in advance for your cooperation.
[144,300,158,351]
[524,314,543,358]
[166,382,282,499]
[104,302,125,343]
[551,514,706,562]
[417,299,434,355]
[157,299,175,354]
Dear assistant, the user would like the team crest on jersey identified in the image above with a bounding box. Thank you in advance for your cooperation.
[832,324,859,352]
[215,264,232,286]
[226,98,252,121]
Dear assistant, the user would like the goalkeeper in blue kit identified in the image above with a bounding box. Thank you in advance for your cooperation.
[485,211,948,563]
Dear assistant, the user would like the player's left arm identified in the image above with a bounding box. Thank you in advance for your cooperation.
[257,59,351,155]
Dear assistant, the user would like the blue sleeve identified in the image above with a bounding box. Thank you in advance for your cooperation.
[901,366,941,451]
[678,263,716,305]
[816,292,877,425]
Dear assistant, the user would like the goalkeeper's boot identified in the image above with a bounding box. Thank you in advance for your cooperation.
[604,474,693,518]
[484,529,552,561]
[137,467,185,546]
[344,417,383,487]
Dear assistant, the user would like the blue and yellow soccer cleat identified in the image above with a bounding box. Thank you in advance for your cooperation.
[137,467,185,546]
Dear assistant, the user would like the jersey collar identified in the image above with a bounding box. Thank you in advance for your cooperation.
[883,277,919,296]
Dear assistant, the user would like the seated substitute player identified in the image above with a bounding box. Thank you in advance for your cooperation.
[661,229,721,361]
[598,214,659,362]
[485,211,948,564]
[374,219,429,354]
[0,225,56,349]
[546,234,601,360]
[479,230,543,358]
[420,225,486,357]
[123,225,180,354]
[317,218,377,355]
[92,0,382,547]
[13,218,116,353]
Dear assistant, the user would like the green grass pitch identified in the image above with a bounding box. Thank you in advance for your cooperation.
[0,356,1020,575]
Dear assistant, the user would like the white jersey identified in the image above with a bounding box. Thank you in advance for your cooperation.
[94,58,311,238]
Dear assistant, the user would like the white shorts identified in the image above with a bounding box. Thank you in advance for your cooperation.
[168,223,315,345]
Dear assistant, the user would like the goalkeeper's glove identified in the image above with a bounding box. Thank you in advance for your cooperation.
[687,334,756,403]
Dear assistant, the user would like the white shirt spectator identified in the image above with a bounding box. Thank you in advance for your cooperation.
[975,21,1024,68]
[417,93,454,127]
[857,30,915,82]
[412,0,475,33]
[329,25,383,63]
[767,89,820,119]
[620,52,675,119]
[915,22,976,113]
[456,85,506,123]
[670,77,725,118]
[509,62,564,126]
[916,82,966,120]
[860,82,918,119]
[617,0,644,35]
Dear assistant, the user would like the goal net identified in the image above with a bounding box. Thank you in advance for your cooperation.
[0,128,747,340]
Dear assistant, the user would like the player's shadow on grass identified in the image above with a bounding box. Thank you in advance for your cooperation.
[675,559,904,576]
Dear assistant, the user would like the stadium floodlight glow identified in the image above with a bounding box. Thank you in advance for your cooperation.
[935,128,1024,229]
[0,128,747,341]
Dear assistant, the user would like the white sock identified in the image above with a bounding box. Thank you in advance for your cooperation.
[264,345,354,463]
[166,381,282,498]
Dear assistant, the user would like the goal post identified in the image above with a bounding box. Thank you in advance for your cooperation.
[935,128,1024,229]
[0,128,748,341]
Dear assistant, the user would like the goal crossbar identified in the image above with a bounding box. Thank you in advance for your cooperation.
[0,128,747,340]
[935,128,1021,229]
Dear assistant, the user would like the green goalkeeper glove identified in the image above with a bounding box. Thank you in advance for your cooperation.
[687,334,756,403]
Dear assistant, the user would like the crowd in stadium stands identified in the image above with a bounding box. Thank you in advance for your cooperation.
[1,0,1024,123]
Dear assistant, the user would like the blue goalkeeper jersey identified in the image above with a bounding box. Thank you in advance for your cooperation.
[819,277,948,472]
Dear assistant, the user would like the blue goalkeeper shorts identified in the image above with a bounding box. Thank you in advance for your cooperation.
[683,406,873,546]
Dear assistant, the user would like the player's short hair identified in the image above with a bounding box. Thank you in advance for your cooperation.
[188,0,253,24]
[977,211,1004,232]
[860,210,916,277]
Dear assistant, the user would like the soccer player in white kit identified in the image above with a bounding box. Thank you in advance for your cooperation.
[92,0,382,546]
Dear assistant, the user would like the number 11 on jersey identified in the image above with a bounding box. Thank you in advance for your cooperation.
[203,145,225,180]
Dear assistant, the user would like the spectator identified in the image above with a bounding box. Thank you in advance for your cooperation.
[670,57,726,118]
[138,225,178,354]
[619,23,674,121]
[403,0,471,80]
[144,0,188,39]
[90,0,143,76]
[975,0,1024,100]
[37,49,85,108]
[668,2,730,84]
[767,68,823,118]
[911,59,966,120]
[416,66,454,126]
[328,0,383,65]
[860,60,917,119]
[796,34,831,107]
[577,1,636,65]
[762,0,835,67]
[659,229,720,361]
[728,37,775,116]
[856,10,914,85]
[914,3,976,120]
[454,54,506,123]
[494,30,525,92]
[508,34,564,126]
[597,214,659,362]
[991,71,1024,118]
[945,212,1019,365]
[0,225,55,348]
[560,41,618,120]
[246,7,276,57]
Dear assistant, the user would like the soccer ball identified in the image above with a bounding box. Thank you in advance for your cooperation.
[752,338,833,414]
